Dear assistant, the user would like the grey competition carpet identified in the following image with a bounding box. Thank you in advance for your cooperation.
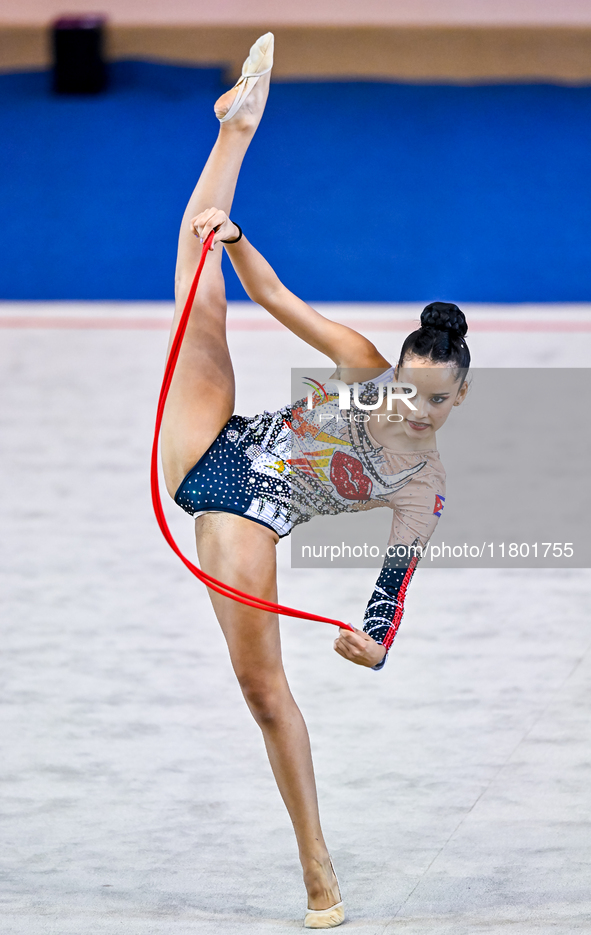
[1,305,590,934]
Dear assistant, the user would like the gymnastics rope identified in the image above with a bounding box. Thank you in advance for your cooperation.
[151,229,353,631]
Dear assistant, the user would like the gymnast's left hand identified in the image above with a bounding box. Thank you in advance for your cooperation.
[190,207,239,250]
[333,627,387,668]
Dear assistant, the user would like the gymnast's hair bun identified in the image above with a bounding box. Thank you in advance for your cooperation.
[420,302,468,337]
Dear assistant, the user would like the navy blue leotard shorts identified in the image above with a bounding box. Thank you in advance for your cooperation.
[174,413,295,537]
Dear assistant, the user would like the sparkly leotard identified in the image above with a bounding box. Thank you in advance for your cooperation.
[175,367,446,668]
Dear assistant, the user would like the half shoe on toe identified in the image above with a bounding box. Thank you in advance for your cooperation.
[216,32,274,123]
[304,901,345,929]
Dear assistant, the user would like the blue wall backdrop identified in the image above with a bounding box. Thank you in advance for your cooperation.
[1,62,590,302]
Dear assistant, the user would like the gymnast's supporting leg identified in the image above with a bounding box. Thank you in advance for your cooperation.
[196,513,340,912]
[160,60,341,914]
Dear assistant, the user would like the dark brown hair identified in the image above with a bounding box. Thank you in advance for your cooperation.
[397,302,470,382]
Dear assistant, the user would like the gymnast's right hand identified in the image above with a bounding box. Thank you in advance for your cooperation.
[333,627,387,668]
[191,207,239,250]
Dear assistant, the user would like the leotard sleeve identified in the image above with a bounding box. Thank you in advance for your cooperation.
[362,457,446,670]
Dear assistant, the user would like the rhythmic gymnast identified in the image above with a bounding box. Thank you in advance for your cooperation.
[160,33,470,929]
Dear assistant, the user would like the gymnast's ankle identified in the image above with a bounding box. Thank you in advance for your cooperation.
[302,854,340,908]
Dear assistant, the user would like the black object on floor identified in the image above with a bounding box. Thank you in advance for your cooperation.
[52,15,108,94]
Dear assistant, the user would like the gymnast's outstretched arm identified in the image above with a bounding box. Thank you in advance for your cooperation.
[334,476,444,669]
[335,559,418,670]
[192,208,391,370]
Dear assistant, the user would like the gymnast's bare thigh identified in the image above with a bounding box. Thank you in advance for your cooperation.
[194,512,280,604]
[194,512,285,674]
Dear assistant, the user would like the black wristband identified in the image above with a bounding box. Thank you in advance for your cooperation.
[221,222,243,244]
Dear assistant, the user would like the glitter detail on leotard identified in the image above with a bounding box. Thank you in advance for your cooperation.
[174,372,446,668]
[175,369,443,541]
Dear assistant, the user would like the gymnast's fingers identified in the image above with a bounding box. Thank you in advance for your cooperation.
[333,637,352,659]
[339,627,366,649]
[334,630,362,659]
[191,207,214,235]
[211,213,237,248]
[191,207,221,242]
[203,211,233,250]
[201,208,221,245]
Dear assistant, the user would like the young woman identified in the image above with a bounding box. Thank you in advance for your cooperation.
[160,33,470,929]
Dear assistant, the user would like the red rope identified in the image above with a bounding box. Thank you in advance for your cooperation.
[151,231,352,631]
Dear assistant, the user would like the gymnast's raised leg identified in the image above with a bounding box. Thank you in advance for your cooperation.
[159,36,342,924]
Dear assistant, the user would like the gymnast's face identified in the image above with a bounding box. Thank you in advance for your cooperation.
[394,355,467,443]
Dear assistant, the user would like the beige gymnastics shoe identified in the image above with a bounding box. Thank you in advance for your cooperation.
[215,32,274,124]
[304,900,345,929]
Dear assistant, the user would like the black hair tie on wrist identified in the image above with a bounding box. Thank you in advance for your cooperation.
[221,222,242,244]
